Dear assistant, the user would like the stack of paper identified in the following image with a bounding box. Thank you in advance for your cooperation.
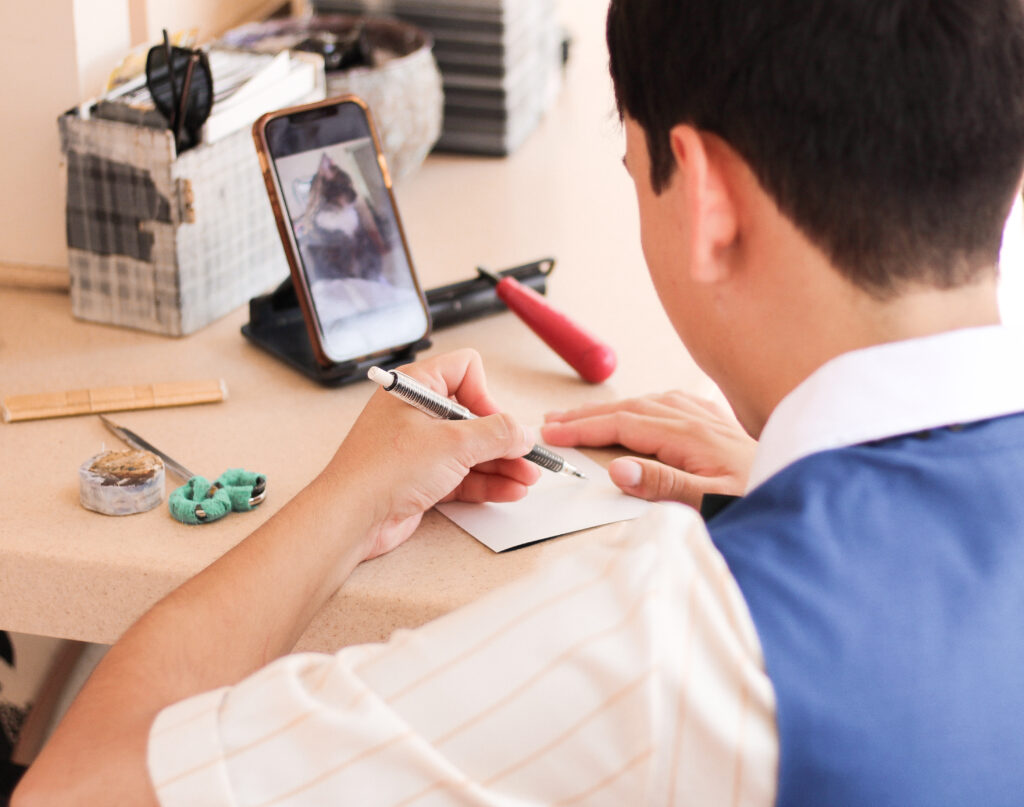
[89,50,323,146]
[313,0,564,155]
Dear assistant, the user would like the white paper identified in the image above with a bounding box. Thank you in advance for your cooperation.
[436,446,652,552]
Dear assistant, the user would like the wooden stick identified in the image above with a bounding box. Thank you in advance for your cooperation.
[0,262,70,293]
[1,379,228,423]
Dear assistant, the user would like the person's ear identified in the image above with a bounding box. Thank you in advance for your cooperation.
[668,125,739,284]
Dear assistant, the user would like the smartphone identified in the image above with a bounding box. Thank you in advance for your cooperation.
[253,96,430,367]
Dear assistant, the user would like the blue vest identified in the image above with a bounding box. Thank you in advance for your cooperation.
[708,413,1024,807]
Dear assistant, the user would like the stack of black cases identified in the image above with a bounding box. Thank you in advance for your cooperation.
[312,0,564,155]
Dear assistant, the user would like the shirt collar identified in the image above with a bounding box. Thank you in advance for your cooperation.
[746,325,1024,492]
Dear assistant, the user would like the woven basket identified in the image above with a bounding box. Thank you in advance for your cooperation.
[220,15,443,181]
[59,110,296,336]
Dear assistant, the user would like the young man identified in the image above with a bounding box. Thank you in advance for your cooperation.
[15,0,1024,804]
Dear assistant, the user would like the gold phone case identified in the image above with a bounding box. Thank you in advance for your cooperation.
[252,96,431,368]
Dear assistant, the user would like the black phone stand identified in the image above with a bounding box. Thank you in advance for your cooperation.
[240,277,430,386]
[242,258,554,387]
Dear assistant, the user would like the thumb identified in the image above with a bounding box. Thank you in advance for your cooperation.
[452,412,534,467]
[609,456,709,508]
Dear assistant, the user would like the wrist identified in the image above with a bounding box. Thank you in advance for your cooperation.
[301,466,383,562]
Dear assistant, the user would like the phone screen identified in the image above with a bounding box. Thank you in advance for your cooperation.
[263,101,429,364]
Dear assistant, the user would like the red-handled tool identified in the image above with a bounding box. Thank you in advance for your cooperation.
[478,266,617,383]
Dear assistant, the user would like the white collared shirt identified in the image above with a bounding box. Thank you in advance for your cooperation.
[748,325,1024,492]
[148,504,778,807]
[149,326,1024,807]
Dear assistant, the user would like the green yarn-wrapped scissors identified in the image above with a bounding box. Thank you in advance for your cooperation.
[100,415,266,524]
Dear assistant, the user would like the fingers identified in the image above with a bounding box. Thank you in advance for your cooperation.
[608,456,712,508]
[398,349,501,417]
[545,390,727,425]
[545,397,673,425]
[541,411,678,456]
[667,392,730,419]
[436,413,541,502]
[444,471,533,504]
[445,412,537,471]
[435,435,540,506]
[542,406,755,487]
[471,456,542,486]
[369,351,541,495]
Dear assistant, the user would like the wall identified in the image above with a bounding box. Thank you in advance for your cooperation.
[0,0,284,273]
[0,0,130,271]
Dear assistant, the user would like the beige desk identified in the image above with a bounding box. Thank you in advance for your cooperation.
[0,3,710,652]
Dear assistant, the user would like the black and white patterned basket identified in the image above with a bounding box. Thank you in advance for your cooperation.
[58,83,320,336]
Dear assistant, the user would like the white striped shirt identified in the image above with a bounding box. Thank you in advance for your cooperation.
[148,504,778,806]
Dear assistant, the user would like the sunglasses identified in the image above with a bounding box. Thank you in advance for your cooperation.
[145,30,213,152]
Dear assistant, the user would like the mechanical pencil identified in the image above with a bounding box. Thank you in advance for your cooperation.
[368,366,587,479]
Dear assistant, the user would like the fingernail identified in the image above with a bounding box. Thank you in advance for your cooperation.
[520,423,535,444]
[610,458,642,488]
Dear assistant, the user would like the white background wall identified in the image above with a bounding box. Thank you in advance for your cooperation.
[0,0,131,270]
[0,0,286,272]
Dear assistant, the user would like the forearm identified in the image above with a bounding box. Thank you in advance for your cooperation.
[14,349,535,806]
[14,474,373,806]
[153,474,372,673]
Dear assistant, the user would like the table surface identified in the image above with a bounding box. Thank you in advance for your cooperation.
[0,2,713,652]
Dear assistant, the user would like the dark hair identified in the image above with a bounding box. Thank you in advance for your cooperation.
[607,0,1024,296]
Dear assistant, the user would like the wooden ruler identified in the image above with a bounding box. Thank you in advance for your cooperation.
[2,379,227,423]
